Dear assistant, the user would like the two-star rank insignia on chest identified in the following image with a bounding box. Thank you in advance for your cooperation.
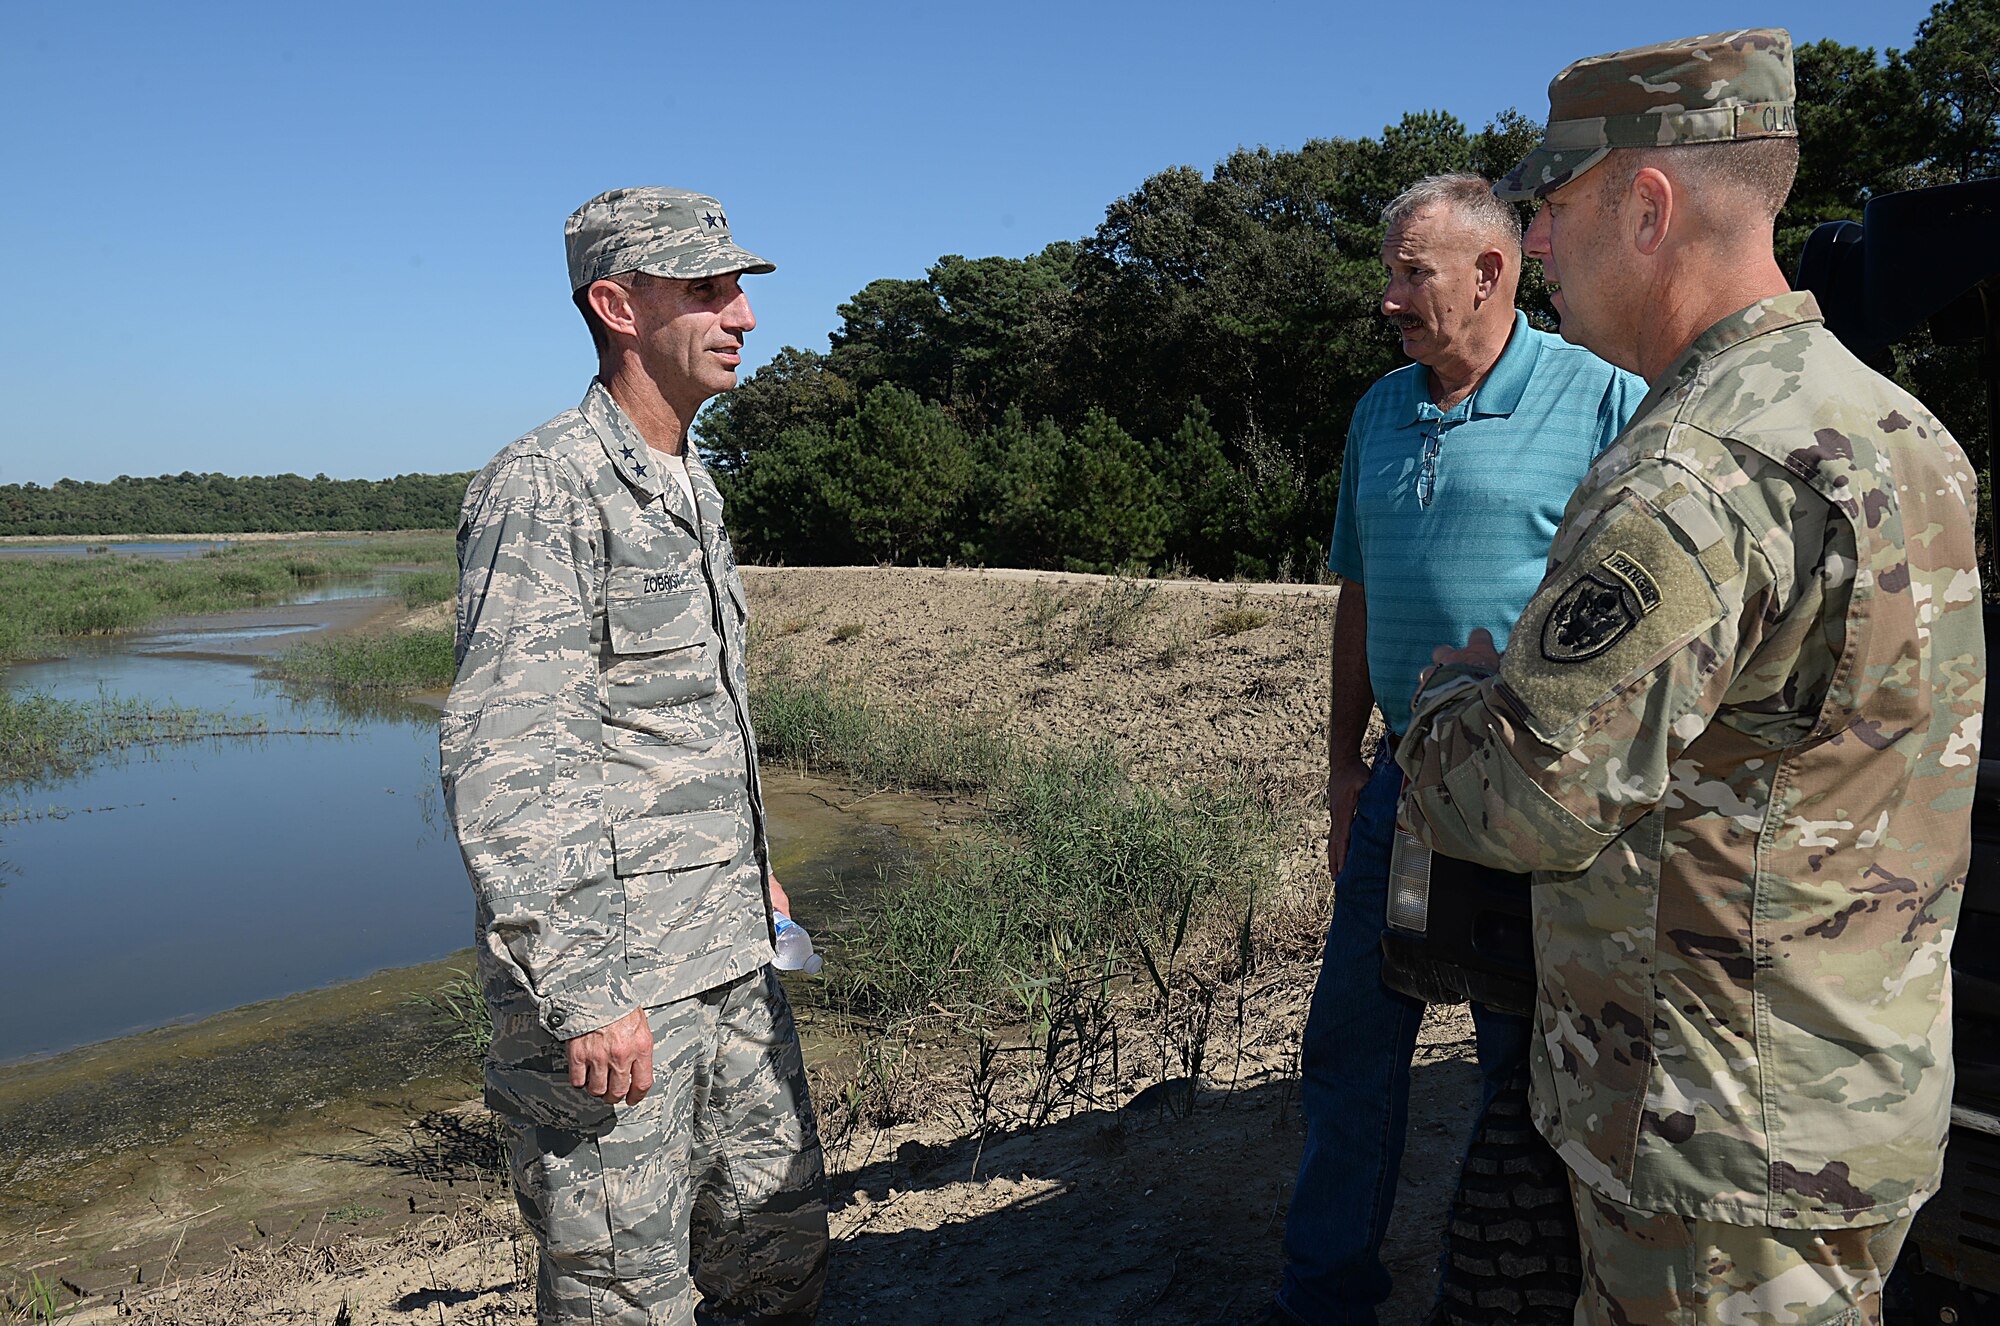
[1541,549,1662,663]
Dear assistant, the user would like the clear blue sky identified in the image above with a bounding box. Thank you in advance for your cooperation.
[0,0,1937,487]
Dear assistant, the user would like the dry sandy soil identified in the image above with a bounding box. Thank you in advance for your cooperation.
[37,566,1491,1325]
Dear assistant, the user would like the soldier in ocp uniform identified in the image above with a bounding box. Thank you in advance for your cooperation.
[441,188,827,1325]
[1395,31,1982,1325]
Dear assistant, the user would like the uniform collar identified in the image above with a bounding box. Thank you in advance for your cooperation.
[1404,310,1539,425]
[580,379,667,503]
[578,379,726,534]
[1654,291,1824,395]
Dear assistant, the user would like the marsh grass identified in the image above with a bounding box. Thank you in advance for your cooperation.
[398,568,458,608]
[0,535,455,662]
[750,670,1277,1031]
[830,743,1274,1026]
[752,671,1012,794]
[0,689,284,790]
[276,628,456,693]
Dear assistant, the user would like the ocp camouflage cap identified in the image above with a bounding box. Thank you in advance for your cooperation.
[564,187,774,291]
[1495,29,1797,201]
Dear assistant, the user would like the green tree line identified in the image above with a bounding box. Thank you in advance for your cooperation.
[0,471,472,536]
[703,0,1998,578]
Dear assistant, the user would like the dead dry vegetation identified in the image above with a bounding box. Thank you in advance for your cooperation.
[19,568,1490,1326]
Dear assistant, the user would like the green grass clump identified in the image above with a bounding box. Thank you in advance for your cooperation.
[1032,578,1159,671]
[5,1270,78,1321]
[278,628,457,692]
[1211,606,1270,636]
[327,1203,387,1225]
[410,968,491,1062]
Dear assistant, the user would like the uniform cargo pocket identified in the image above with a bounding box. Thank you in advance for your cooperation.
[608,807,746,878]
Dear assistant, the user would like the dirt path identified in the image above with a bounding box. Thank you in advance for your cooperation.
[30,566,1488,1325]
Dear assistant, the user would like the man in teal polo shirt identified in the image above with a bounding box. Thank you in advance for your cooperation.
[1243,173,1644,1326]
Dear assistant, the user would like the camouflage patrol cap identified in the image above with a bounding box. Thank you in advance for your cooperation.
[564,187,774,291]
[1495,29,1798,201]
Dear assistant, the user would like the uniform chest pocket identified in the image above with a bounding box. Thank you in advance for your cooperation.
[605,567,714,657]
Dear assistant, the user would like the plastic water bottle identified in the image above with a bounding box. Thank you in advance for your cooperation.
[772,912,824,975]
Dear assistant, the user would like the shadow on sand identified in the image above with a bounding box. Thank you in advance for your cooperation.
[814,1048,1482,1326]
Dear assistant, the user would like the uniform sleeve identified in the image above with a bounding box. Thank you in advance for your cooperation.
[439,455,631,1038]
[1393,459,1777,873]
[1327,422,1364,581]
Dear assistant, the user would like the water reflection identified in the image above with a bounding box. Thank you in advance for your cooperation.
[290,573,406,604]
[141,624,322,649]
[0,640,464,1063]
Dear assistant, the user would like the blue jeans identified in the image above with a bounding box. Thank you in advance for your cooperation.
[1278,748,1531,1326]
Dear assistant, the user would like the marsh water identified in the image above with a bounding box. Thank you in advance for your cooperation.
[0,539,236,558]
[0,592,923,1065]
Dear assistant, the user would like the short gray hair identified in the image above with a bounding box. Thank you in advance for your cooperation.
[1594,139,1800,223]
[1381,173,1522,251]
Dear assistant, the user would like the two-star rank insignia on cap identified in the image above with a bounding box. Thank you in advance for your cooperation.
[1541,549,1661,663]
[702,213,721,229]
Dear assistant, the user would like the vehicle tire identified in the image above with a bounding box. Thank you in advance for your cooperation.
[1429,1059,1581,1326]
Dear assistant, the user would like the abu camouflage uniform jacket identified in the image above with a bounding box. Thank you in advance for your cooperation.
[1396,292,1983,1227]
[441,380,772,1041]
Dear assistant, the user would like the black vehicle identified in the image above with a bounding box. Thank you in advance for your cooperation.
[1378,177,2000,1325]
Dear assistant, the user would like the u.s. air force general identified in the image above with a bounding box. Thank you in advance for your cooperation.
[440,187,827,1326]
[1395,29,1982,1326]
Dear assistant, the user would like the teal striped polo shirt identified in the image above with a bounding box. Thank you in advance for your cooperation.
[1328,312,1645,735]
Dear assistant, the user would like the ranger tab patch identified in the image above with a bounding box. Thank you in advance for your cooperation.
[1600,549,1661,613]
[1542,549,1658,663]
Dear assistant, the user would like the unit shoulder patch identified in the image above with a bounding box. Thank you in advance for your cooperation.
[1542,550,1659,663]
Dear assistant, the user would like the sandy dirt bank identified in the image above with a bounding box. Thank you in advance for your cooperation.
[21,566,1487,1326]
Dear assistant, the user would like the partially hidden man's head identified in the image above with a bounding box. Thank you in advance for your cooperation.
[1378,173,1523,372]
[564,187,775,409]
[1498,30,1801,359]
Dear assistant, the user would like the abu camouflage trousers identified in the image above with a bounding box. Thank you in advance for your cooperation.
[1571,1177,1913,1326]
[486,966,828,1326]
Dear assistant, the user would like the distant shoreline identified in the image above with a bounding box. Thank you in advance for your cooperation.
[0,529,451,545]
